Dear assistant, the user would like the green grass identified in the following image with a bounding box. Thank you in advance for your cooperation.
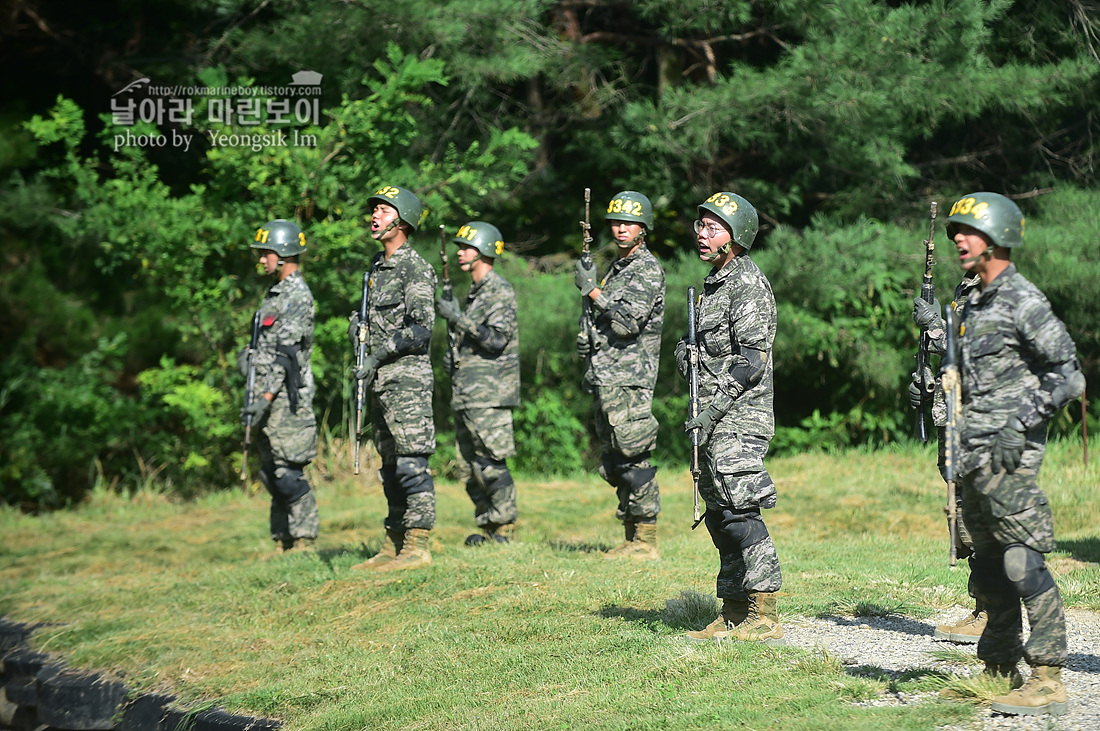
[2,438,1098,730]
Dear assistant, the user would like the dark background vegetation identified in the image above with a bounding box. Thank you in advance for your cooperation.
[2,0,1098,509]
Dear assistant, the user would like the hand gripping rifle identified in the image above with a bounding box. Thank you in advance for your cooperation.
[240,310,261,481]
[687,287,702,527]
[579,188,596,370]
[913,201,938,442]
[353,271,370,475]
[940,306,962,567]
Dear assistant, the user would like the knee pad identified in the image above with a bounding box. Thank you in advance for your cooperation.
[705,508,769,551]
[1003,544,1055,601]
[272,464,310,504]
[620,465,657,491]
[598,455,623,486]
[396,456,433,495]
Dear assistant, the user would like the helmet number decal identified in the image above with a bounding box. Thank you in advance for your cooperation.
[607,198,642,216]
[705,193,739,216]
[494,240,504,255]
[457,225,478,241]
[373,185,401,199]
[949,197,989,220]
[298,232,306,248]
[255,227,270,244]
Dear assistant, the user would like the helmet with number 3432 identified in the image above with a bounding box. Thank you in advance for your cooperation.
[945,192,1024,249]
[698,191,758,250]
[453,221,505,259]
[606,191,654,230]
[367,185,424,232]
[251,219,307,257]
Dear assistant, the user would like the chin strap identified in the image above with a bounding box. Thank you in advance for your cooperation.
[960,248,993,266]
[701,240,733,262]
[372,220,399,240]
[617,231,646,250]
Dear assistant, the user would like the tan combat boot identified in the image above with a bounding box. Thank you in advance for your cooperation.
[934,608,986,644]
[604,522,637,557]
[285,538,317,554]
[685,598,750,642]
[716,592,785,646]
[991,665,1069,716]
[375,528,432,572]
[351,529,404,570]
[606,522,659,560]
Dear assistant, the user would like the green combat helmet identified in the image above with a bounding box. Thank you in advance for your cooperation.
[606,190,654,230]
[252,219,307,257]
[945,192,1024,248]
[367,185,424,232]
[699,191,758,250]
[453,221,505,259]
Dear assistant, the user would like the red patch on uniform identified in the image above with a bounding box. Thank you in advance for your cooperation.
[262,315,277,327]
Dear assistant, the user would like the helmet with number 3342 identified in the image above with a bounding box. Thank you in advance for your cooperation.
[698,191,758,250]
[945,192,1024,249]
[251,219,307,257]
[606,191,654,230]
[453,221,505,259]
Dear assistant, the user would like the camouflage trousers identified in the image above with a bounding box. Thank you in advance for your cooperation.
[701,433,781,599]
[593,385,660,522]
[961,463,1066,667]
[258,437,319,542]
[456,407,518,528]
[372,390,436,531]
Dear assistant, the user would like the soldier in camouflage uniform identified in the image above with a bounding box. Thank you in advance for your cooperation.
[940,192,1083,716]
[436,221,520,545]
[239,219,320,554]
[574,191,665,560]
[348,186,438,572]
[911,273,989,643]
[676,193,784,646]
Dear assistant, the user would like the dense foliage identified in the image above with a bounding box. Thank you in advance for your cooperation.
[2,0,1097,508]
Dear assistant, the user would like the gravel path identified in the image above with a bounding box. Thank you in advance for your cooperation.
[782,607,1100,730]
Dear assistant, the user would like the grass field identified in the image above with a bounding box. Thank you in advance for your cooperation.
[3,438,1098,730]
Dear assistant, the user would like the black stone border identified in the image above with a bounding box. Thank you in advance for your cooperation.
[0,618,281,731]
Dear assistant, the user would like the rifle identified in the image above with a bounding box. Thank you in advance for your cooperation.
[240,310,261,481]
[579,188,596,374]
[353,270,370,475]
[940,306,961,567]
[913,201,938,442]
[687,286,702,526]
[439,224,452,298]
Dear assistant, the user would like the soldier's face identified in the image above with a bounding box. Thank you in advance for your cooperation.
[256,249,279,275]
[371,203,400,240]
[953,224,992,272]
[609,220,644,248]
[456,244,480,270]
[696,214,730,260]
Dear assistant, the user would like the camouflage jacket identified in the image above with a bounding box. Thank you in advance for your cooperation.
[365,244,437,392]
[254,270,316,409]
[928,273,980,427]
[957,264,1081,474]
[695,252,777,438]
[449,268,520,409]
[585,244,665,388]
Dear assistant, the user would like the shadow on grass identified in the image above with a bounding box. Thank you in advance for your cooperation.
[1057,537,1100,563]
[814,613,936,638]
[845,664,955,692]
[549,540,611,554]
[596,605,665,629]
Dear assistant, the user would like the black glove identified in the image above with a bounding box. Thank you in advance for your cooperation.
[674,339,690,380]
[348,312,362,348]
[912,296,942,330]
[684,404,723,446]
[437,295,462,325]
[236,347,250,378]
[241,396,271,422]
[576,332,590,359]
[992,416,1026,474]
[355,353,381,386]
[575,259,597,297]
